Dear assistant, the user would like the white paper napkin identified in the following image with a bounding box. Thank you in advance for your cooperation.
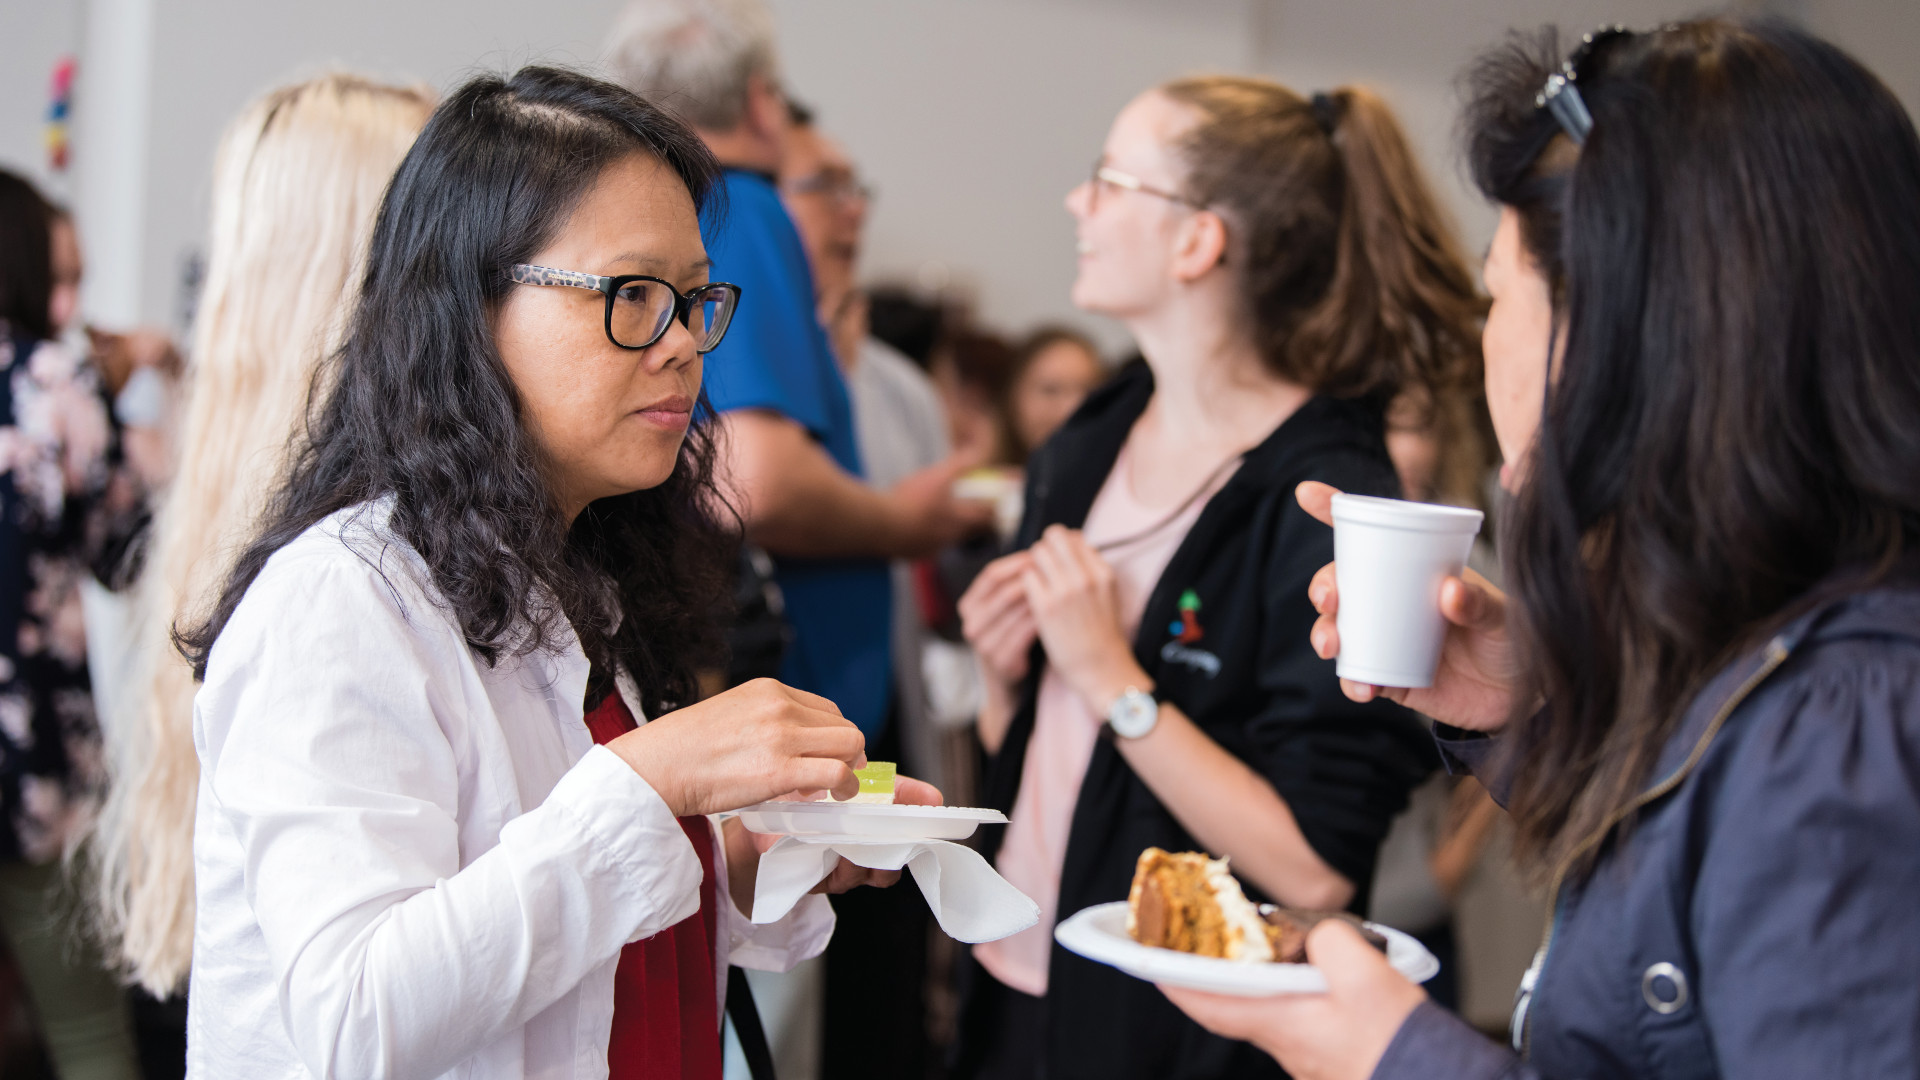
[751,835,1040,944]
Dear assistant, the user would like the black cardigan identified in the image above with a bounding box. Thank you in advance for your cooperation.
[958,364,1436,1080]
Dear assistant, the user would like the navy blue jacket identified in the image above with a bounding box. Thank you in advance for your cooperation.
[1375,584,1920,1079]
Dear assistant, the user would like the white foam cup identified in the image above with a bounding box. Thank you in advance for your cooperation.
[1329,494,1484,688]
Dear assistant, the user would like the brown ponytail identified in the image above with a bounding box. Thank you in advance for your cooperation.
[1158,77,1485,411]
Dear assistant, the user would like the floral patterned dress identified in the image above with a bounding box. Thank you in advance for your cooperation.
[0,324,145,864]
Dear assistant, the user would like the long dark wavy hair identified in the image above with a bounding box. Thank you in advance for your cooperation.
[179,66,736,715]
[1464,19,1920,874]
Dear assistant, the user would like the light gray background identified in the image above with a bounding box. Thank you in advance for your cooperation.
[4,0,1916,352]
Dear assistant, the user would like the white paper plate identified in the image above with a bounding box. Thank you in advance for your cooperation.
[953,474,1022,501]
[735,801,1009,840]
[1054,901,1439,996]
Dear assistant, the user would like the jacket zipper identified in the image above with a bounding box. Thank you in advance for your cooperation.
[1514,635,1792,1058]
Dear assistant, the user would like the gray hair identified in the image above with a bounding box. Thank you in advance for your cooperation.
[604,0,781,131]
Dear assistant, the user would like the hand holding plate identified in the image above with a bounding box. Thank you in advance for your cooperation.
[1159,920,1425,1080]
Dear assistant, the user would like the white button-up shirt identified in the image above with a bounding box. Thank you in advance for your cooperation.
[188,501,832,1079]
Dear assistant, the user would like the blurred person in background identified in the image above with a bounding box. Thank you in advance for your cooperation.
[777,101,867,363]
[1004,328,1106,462]
[922,326,1107,748]
[89,73,434,1018]
[47,208,181,431]
[940,326,1109,591]
[1163,19,1920,1080]
[780,103,968,809]
[0,168,148,1080]
[781,100,976,1070]
[924,328,1021,691]
[931,327,1019,471]
[866,285,949,372]
[607,4,991,1077]
[24,178,191,1080]
[46,204,181,835]
[953,75,1486,1079]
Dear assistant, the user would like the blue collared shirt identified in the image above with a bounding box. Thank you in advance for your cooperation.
[700,170,893,739]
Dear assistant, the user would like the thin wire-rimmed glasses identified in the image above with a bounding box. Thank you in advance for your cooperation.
[782,171,875,206]
[1087,162,1204,212]
[508,264,743,353]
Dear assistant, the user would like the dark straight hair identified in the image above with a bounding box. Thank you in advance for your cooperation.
[179,66,735,715]
[1464,19,1920,874]
[0,170,55,342]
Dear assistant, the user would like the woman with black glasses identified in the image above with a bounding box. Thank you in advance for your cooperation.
[1165,19,1920,1080]
[181,67,932,1080]
[951,73,1487,1080]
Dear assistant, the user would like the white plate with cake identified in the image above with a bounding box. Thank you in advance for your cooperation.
[1054,848,1439,996]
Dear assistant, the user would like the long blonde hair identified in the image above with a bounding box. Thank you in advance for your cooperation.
[93,72,431,994]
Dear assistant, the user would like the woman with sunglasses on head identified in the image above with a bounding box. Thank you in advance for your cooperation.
[182,67,934,1080]
[952,75,1485,1080]
[1164,18,1920,1080]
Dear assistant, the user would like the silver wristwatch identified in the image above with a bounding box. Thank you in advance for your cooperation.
[1106,686,1160,739]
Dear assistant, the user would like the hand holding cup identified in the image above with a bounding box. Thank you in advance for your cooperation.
[1296,482,1519,732]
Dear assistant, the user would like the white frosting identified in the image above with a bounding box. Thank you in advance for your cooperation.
[1204,857,1274,963]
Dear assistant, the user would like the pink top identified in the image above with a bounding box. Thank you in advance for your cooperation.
[974,444,1239,997]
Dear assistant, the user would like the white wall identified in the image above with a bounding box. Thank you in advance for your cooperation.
[779,0,1920,354]
[3,0,1917,349]
[72,0,156,326]
[0,0,84,196]
[136,0,633,331]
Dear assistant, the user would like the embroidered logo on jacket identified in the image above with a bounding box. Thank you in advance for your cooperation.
[1168,589,1205,643]
[1163,589,1221,676]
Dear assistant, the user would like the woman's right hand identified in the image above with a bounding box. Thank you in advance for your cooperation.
[958,550,1039,686]
[1296,482,1519,733]
[609,679,867,816]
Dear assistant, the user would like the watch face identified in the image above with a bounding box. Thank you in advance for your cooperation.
[1109,690,1157,739]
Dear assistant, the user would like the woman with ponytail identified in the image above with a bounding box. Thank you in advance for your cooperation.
[952,76,1484,1079]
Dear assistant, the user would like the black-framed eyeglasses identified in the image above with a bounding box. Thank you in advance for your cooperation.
[1087,161,1204,212]
[508,264,743,352]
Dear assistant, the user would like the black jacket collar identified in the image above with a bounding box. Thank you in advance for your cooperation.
[1018,360,1389,546]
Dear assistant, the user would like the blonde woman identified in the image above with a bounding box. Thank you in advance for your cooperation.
[91,73,433,995]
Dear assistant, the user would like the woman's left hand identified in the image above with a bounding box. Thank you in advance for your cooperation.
[1021,525,1146,708]
[1159,921,1426,1080]
[742,776,946,896]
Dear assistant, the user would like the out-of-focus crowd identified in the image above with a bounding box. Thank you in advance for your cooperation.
[3,2,1920,1080]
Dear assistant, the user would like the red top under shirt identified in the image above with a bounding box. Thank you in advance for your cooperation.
[583,690,723,1080]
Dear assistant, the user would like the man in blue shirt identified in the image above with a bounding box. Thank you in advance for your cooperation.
[704,166,899,737]
[607,1,987,746]
[609,7,992,1075]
